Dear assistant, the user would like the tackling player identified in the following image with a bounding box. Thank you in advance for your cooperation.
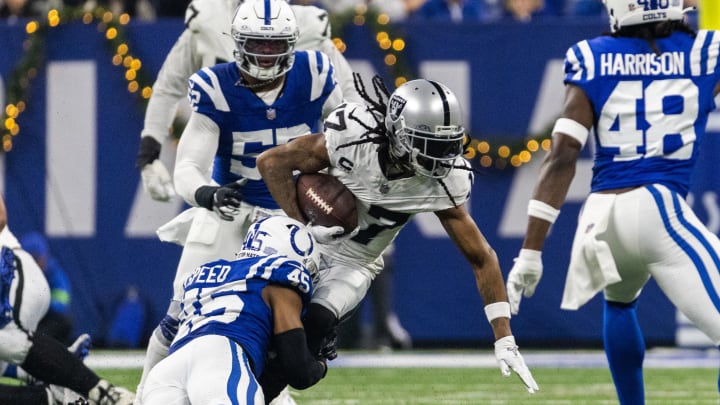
[506,1,720,404]
[257,77,539,400]
[141,216,326,404]
[134,0,341,402]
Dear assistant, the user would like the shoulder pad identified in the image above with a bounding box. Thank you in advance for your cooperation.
[295,50,335,102]
[564,40,595,84]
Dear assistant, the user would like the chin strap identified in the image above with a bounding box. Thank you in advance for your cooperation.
[235,75,281,89]
[379,145,414,180]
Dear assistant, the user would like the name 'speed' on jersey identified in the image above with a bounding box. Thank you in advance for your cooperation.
[320,102,474,271]
[170,255,313,376]
[187,50,337,209]
[565,30,720,196]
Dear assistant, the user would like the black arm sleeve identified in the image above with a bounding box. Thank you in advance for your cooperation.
[272,328,327,390]
[136,136,162,168]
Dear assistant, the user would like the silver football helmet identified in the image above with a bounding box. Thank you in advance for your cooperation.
[230,0,299,81]
[603,0,684,33]
[238,216,319,275]
[385,79,465,179]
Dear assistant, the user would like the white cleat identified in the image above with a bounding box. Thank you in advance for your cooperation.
[268,387,298,405]
[88,380,135,405]
[68,333,92,361]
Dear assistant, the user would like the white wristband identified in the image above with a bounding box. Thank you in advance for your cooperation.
[527,199,560,224]
[552,117,589,147]
[485,302,511,322]
[518,248,542,261]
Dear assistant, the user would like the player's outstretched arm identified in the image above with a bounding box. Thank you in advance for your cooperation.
[436,204,538,393]
[507,84,590,314]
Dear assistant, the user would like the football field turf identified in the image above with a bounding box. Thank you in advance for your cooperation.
[92,349,719,404]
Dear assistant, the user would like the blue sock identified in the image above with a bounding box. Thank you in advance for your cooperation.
[603,299,645,405]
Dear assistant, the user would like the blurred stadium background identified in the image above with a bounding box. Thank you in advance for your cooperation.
[0,4,718,401]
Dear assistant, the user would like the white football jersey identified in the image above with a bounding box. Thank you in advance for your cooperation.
[0,227,20,250]
[141,0,358,142]
[321,102,473,272]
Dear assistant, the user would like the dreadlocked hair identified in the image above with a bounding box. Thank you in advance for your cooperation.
[333,74,391,151]
[334,74,479,208]
[609,20,696,56]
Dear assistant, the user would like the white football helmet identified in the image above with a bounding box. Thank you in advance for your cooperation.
[238,216,319,275]
[603,0,684,33]
[385,79,465,179]
[230,0,299,81]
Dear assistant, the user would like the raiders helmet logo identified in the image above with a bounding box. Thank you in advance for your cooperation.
[387,95,407,121]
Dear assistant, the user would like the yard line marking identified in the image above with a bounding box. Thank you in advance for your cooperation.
[85,348,719,369]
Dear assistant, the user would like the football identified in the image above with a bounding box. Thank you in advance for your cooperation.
[296,172,358,234]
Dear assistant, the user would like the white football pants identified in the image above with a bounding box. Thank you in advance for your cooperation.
[572,185,720,345]
[142,334,264,405]
[0,249,50,365]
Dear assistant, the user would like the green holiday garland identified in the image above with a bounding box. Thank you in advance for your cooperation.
[1,6,155,152]
[331,6,553,170]
[1,5,552,169]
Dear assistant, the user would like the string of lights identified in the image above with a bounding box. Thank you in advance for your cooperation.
[331,6,553,169]
[2,5,552,168]
[1,6,154,152]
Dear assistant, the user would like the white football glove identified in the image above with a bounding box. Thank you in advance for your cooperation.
[494,335,539,394]
[141,160,175,201]
[309,225,359,245]
[506,249,543,315]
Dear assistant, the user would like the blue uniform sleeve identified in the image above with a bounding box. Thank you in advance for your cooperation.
[187,65,232,126]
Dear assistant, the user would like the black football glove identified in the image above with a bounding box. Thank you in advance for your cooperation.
[317,328,338,361]
[194,181,244,221]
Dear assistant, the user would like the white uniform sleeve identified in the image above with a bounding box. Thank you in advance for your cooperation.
[173,112,219,206]
[141,29,203,144]
[292,4,360,104]
[321,84,345,119]
[322,42,361,104]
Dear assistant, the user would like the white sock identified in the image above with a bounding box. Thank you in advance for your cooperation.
[134,331,170,403]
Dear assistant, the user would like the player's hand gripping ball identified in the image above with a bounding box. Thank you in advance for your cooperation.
[296,173,358,235]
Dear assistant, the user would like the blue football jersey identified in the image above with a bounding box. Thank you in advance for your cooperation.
[564,30,720,196]
[170,255,314,376]
[187,50,337,208]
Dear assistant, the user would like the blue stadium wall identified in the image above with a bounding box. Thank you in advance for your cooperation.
[1,17,718,347]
